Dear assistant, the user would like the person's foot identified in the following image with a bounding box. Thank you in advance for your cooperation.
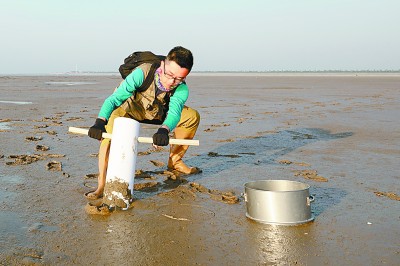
[84,190,103,200]
[168,159,201,174]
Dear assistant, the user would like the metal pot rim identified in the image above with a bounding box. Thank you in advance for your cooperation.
[244,179,310,193]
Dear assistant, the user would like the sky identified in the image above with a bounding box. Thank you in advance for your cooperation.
[0,0,399,74]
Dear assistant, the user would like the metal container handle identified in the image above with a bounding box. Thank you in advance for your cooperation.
[241,192,248,202]
[307,195,315,206]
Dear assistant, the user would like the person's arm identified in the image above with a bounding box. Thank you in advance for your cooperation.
[98,68,145,121]
[88,68,145,140]
[162,83,189,131]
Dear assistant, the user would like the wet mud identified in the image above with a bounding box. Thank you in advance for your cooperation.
[103,179,132,209]
[1,74,399,265]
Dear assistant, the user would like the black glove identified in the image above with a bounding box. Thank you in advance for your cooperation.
[153,127,169,146]
[88,118,107,140]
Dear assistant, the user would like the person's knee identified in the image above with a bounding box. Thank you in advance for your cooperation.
[183,107,200,130]
[193,109,200,128]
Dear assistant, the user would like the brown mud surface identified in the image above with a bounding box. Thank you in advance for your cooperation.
[0,74,399,265]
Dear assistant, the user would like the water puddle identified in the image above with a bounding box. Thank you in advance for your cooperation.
[0,100,33,105]
[0,122,11,130]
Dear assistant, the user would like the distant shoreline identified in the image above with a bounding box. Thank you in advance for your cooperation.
[1,71,400,77]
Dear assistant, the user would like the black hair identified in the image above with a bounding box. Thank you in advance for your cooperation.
[166,46,194,71]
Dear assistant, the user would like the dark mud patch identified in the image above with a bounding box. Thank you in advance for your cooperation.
[207,152,241,158]
[135,169,156,180]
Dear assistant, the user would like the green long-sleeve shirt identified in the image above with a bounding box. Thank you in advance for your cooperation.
[98,67,189,131]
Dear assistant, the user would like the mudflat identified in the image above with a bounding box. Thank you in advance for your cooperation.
[0,73,399,265]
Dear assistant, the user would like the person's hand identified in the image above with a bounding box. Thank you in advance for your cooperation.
[88,118,107,140]
[152,128,169,146]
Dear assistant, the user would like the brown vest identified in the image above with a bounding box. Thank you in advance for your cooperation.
[120,64,170,125]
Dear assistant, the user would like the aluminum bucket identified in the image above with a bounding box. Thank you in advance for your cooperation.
[244,180,315,225]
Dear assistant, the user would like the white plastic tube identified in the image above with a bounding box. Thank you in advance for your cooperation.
[106,117,140,196]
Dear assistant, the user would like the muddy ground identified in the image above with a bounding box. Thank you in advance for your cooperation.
[0,74,399,265]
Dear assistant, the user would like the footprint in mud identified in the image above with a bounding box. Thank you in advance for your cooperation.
[293,169,328,182]
[34,124,48,129]
[6,153,65,166]
[6,154,43,165]
[85,173,99,179]
[46,130,57,135]
[36,145,49,151]
[46,161,62,171]
[25,136,43,141]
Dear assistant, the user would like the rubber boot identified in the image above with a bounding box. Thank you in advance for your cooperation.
[168,127,200,174]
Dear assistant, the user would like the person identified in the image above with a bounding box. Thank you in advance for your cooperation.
[85,46,200,199]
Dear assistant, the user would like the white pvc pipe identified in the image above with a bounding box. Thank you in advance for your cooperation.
[105,117,139,207]
[68,126,200,146]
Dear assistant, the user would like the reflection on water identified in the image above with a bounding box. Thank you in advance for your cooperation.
[246,221,316,264]
[0,100,32,105]
[0,122,11,130]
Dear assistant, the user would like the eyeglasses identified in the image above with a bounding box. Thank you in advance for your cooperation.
[163,62,185,84]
